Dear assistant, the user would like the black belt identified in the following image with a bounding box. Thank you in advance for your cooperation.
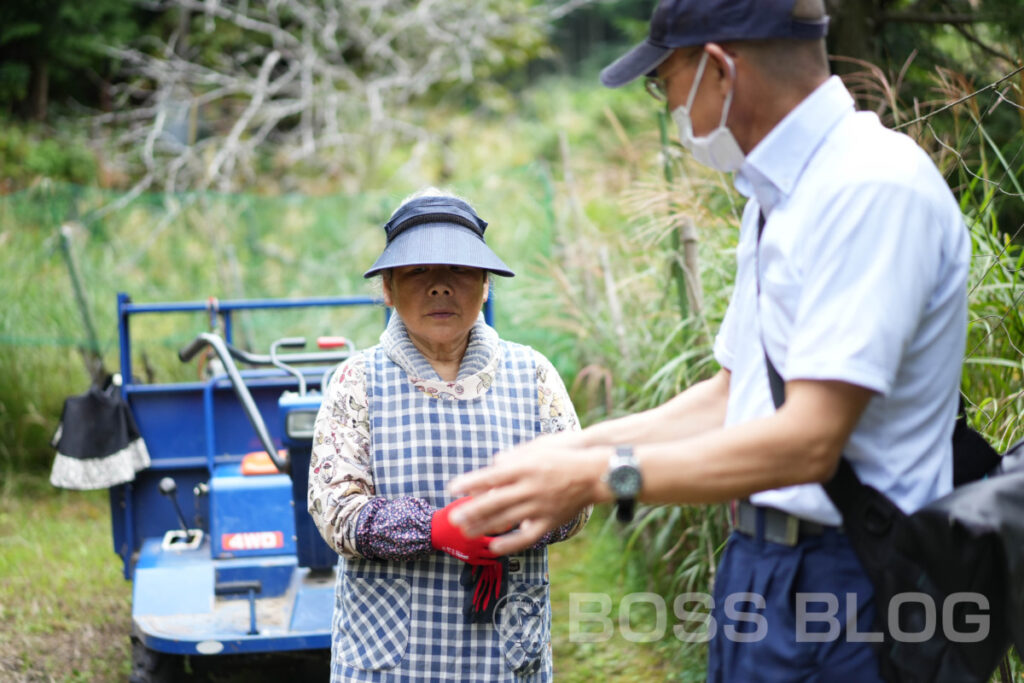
[733,500,840,547]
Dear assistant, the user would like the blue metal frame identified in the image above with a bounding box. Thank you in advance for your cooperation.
[118,293,385,386]
[118,292,494,387]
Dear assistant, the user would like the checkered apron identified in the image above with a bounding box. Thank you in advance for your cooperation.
[330,340,552,682]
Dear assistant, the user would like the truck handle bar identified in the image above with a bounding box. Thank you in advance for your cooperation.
[270,337,308,397]
[203,345,350,367]
[178,333,288,473]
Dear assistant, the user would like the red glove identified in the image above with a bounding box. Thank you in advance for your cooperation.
[431,497,498,565]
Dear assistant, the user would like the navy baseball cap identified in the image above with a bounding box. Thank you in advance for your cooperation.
[363,195,514,278]
[600,0,829,88]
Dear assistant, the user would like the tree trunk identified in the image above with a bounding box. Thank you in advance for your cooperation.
[175,5,190,57]
[30,58,48,122]
[825,0,880,72]
[99,78,113,113]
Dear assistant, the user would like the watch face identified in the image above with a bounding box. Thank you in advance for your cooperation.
[609,465,641,497]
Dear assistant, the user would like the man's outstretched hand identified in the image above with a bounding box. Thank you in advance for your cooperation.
[448,434,610,555]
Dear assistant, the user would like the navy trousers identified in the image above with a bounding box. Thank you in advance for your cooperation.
[706,527,885,682]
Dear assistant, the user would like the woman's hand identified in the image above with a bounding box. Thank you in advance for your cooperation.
[449,435,610,555]
[430,497,499,565]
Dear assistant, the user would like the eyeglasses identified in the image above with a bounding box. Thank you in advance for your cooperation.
[645,76,669,103]
[644,48,706,104]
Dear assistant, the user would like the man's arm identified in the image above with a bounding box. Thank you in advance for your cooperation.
[450,378,872,554]
[578,368,732,447]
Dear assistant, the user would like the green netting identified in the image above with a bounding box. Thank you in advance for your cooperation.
[0,166,557,350]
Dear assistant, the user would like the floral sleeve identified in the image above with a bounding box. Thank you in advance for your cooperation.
[307,353,433,561]
[534,352,592,544]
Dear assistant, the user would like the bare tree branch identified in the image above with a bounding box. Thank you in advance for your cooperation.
[550,0,602,21]
[97,0,586,192]
[881,11,981,24]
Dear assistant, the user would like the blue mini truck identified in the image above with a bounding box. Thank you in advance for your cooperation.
[112,292,380,681]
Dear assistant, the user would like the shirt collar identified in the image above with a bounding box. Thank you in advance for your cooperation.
[735,76,855,216]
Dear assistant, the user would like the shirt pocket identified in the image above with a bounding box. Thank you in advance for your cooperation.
[496,580,551,675]
[333,575,411,671]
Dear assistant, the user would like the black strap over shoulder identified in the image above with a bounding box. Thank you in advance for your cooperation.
[756,211,787,410]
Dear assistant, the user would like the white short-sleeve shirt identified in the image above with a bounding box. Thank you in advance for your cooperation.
[714,76,970,525]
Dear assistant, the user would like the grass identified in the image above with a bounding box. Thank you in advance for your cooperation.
[0,482,131,682]
[548,510,707,682]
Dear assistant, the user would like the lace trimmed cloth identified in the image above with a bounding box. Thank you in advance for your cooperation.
[49,379,151,490]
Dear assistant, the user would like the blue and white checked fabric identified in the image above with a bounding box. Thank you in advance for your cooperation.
[330,337,552,682]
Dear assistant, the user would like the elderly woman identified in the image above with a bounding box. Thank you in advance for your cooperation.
[308,188,589,682]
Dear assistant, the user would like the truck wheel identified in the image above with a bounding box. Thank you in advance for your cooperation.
[130,638,186,683]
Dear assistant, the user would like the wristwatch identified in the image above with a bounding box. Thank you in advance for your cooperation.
[605,445,642,523]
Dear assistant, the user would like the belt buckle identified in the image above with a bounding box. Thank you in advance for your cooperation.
[782,514,800,545]
[764,510,801,546]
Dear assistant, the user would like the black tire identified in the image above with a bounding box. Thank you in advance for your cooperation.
[129,638,186,683]
[189,649,330,682]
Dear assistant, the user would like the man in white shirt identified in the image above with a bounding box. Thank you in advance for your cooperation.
[449,0,969,678]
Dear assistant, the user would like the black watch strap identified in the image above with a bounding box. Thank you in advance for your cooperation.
[609,444,641,523]
[615,498,636,523]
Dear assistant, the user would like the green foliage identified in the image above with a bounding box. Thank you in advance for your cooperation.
[545,0,653,77]
[933,0,1024,59]
[982,0,1024,44]
[0,120,98,188]
[25,140,98,184]
[963,215,1024,451]
[548,510,700,682]
[831,0,1023,74]
[0,0,139,116]
[0,61,30,103]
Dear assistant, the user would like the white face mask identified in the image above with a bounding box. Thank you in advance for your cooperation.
[670,51,745,172]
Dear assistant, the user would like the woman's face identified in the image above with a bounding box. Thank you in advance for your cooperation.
[383,265,489,351]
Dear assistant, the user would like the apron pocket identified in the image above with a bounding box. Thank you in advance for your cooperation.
[334,576,411,671]
[496,582,551,675]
